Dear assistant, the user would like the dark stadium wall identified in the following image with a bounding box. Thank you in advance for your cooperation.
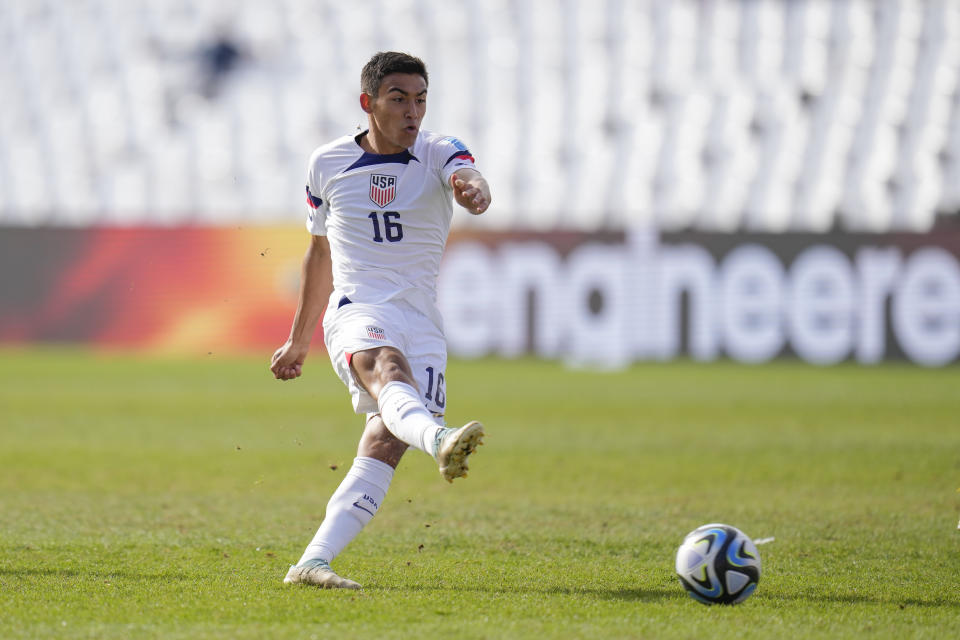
[1,226,958,365]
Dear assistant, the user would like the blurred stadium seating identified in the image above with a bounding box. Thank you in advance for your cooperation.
[2,0,960,232]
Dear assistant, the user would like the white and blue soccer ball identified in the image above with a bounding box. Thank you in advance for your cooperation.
[675,523,761,605]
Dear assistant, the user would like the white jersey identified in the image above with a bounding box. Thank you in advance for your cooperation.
[305,129,477,320]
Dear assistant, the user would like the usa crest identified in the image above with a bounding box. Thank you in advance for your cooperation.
[369,174,397,208]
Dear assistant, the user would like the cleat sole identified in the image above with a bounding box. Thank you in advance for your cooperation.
[437,421,484,483]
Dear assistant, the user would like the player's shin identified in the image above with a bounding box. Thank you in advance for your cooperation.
[297,456,394,566]
[376,380,443,455]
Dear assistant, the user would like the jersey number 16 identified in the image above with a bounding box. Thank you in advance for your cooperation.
[368,211,403,243]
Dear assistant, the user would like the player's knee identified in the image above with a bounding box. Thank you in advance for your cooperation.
[377,360,410,385]
[372,350,416,389]
[353,347,413,389]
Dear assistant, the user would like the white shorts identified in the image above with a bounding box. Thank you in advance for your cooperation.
[322,293,448,418]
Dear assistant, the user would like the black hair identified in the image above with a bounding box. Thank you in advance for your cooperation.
[361,51,428,97]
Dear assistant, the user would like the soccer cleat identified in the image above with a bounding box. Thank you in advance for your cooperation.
[434,420,485,483]
[283,559,361,590]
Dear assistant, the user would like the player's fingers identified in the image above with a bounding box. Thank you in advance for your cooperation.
[273,360,294,379]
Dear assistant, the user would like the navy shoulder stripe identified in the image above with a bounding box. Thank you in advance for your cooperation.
[443,150,475,167]
[306,185,322,209]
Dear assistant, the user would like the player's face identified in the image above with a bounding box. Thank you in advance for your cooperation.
[366,73,427,153]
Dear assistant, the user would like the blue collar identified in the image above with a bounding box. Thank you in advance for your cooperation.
[345,131,420,172]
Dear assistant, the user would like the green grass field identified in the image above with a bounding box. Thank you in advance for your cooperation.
[1,347,958,639]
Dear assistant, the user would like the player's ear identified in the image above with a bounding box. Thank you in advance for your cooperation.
[360,92,373,113]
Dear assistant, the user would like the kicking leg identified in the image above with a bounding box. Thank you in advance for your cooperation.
[352,346,443,454]
[351,346,485,481]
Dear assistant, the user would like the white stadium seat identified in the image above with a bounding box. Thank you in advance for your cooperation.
[1,0,960,232]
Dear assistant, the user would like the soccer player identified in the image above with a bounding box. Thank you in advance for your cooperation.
[270,51,491,589]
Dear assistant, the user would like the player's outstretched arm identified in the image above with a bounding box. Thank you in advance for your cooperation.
[270,235,332,381]
[450,168,491,215]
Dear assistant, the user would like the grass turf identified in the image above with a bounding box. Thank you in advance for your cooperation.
[1,347,958,639]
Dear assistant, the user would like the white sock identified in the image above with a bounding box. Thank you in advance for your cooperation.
[297,456,394,566]
[377,380,443,455]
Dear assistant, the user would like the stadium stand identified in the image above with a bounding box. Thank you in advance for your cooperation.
[1,0,959,231]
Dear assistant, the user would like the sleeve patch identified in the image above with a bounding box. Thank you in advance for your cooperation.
[444,136,468,152]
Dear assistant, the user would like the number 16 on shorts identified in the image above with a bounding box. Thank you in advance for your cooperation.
[424,365,445,409]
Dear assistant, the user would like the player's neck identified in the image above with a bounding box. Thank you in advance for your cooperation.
[359,128,408,155]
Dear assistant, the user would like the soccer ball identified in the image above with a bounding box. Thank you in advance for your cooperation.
[675,523,761,605]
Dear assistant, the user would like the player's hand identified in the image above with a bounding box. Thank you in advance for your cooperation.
[270,340,308,381]
[450,171,490,215]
